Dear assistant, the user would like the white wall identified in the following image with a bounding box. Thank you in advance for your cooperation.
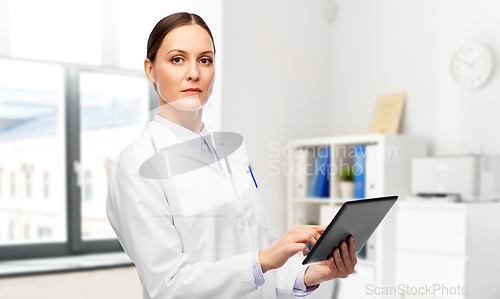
[222,0,333,235]
[329,0,500,156]
[223,0,500,236]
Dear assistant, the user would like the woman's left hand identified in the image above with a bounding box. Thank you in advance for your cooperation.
[303,235,357,287]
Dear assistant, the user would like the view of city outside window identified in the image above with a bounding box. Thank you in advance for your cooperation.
[79,72,150,240]
[2,0,222,250]
[0,59,66,245]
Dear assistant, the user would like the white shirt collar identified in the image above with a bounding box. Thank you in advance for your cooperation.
[153,114,209,137]
[152,114,213,154]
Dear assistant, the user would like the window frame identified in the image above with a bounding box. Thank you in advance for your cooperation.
[0,57,157,261]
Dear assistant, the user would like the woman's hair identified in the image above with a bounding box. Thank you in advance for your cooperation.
[147,12,216,64]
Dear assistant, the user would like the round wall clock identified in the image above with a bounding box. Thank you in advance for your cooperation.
[450,44,494,89]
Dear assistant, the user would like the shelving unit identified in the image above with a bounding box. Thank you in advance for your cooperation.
[286,134,428,299]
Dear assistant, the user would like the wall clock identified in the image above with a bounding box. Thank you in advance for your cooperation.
[450,44,494,89]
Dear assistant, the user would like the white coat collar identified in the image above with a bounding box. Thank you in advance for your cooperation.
[141,120,181,150]
[140,120,231,178]
[139,120,254,219]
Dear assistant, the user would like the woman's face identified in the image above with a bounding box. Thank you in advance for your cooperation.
[145,24,215,111]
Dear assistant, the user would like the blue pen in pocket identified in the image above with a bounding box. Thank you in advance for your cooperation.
[245,161,258,188]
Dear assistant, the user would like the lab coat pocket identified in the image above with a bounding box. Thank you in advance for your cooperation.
[228,159,267,229]
[223,140,268,229]
[248,187,268,230]
[234,164,267,229]
[170,176,235,236]
[172,168,236,218]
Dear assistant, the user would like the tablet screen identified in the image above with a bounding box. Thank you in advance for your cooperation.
[302,195,398,265]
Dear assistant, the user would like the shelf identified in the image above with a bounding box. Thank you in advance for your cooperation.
[287,134,430,299]
[287,134,385,147]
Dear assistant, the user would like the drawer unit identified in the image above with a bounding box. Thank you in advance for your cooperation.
[337,264,376,299]
[395,201,500,299]
[396,251,466,299]
[396,207,467,255]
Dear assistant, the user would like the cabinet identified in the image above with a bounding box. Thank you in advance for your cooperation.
[396,201,500,299]
[286,134,428,299]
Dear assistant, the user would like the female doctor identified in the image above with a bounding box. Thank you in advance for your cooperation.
[106,12,357,299]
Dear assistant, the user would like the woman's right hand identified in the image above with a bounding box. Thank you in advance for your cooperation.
[258,224,327,273]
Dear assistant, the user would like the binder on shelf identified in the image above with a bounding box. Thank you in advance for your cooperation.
[307,149,323,197]
[293,147,315,198]
[315,146,331,197]
[365,144,383,198]
[353,145,366,199]
[307,148,324,197]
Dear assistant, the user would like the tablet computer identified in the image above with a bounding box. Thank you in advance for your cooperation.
[302,195,398,265]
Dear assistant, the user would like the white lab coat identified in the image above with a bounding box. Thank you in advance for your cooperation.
[106,120,310,299]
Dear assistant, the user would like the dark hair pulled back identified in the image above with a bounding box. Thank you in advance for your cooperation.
[147,12,216,64]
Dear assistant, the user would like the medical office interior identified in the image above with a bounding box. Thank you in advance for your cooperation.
[1,0,500,298]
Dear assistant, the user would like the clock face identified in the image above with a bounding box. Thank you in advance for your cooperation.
[450,44,494,89]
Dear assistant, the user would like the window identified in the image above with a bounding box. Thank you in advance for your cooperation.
[43,172,50,199]
[103,157,112,181]
[25,172,32,199]
[10,173,15,197]
[0,59,66,248]
[0,58,151,257]
[9,0,101,65]
[38,227,52,239]
[9,222,14,240]
[25,224,30,239]
[84,171,92,201]
[1,1,223,260]
[79,71,150,240]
